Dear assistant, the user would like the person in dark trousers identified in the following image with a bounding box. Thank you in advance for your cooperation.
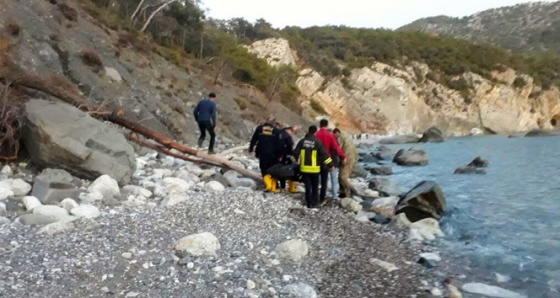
[294,125,333,209]
[278,124,298,192]
[193,92,217,154]
[249,114,282,191]
[315,119,346,203]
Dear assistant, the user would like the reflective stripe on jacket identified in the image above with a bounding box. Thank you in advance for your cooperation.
[294,134,332,174]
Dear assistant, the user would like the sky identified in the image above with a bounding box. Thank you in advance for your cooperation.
[200,0,556,30]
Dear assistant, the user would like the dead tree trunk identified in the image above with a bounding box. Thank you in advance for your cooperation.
[140,0,177,33]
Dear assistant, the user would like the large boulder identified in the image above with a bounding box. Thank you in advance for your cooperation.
[368,178,400,197]
[393,148,428,166]
[418,127,444,143]
[395,181,446,222]
[22,99,136,185]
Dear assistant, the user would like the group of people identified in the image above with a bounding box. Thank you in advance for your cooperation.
[193,92,357,209]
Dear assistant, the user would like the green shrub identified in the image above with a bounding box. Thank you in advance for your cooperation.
[310,99,328,115]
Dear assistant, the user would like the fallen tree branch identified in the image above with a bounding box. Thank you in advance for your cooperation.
[127,134,222,167]
[218,145,248,157]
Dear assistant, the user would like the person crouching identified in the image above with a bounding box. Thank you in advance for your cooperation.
[294,125,334,209]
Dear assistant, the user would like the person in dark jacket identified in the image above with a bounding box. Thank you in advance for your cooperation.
[278,124,298,192]
[193,92,217,154]
[294,125,333,209]
[249,114,282,191]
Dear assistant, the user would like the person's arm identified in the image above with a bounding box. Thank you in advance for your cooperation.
[317,141,333,168]
[211,101,216,127]
[331,134,346,160]
[249,126,261,153]
[193,101,200,121]
[293,139,303,162]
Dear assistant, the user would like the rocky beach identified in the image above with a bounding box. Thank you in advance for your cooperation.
[1,143,449,298]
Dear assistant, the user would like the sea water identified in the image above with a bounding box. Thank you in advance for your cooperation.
[363,135,560,296]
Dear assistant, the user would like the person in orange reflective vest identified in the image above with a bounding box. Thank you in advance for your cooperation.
[293,125,333,209]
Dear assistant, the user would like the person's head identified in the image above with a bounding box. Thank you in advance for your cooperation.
[266,114,276,124]
[319,119,328,128]
[284,125,294,135]
[333,128,341,138]
[208,92,216,101]
[308,125,318,135]
[275,121,283,129]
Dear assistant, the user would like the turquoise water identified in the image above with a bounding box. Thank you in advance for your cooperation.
[364,135,560,296]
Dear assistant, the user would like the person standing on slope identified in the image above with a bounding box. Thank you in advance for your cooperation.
[315,119,345,203]
[193,92,217,154]
[294,125,333,209]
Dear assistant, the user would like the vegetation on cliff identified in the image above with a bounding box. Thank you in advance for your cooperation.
[82,0,560,101]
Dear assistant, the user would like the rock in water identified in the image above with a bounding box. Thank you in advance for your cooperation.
[461,283,527,298]
[174,232,221,258]
[393,148,428,166]
[369,167,393,176]
[396,181,446,222]
[468,156,489,167]
[454,166,487,175]
[419,126,445,143]
[21,99,136,185]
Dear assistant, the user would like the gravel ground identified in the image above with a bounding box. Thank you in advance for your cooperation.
[0,188,431,298]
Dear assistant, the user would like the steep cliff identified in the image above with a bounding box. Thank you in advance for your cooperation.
[248,38,560,135]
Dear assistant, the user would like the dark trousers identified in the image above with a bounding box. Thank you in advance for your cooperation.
[320,168,329,202]
[259,159,277,177]
[197,120,216,151]
[302,173,320,208]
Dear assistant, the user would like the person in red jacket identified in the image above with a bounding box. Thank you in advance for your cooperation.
[315,119,346,203]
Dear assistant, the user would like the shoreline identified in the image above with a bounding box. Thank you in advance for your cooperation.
[0,150,446,298]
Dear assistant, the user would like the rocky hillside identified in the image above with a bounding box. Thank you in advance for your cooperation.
[248,38,560,136]
[399,1,560,54]
[0,0,308,149]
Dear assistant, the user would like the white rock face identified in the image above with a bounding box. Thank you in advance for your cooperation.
[38,220,75,235]
[23,196,42,211]
[281,283,318,298]
[340,198,363,213]
[88,175,120,198]
[391,213,412,229]
[204,181,225,192]
[174,232,221,257]
[104,67,122,82]
[246,38,296,67]
[369,258,399,272]
[0,184,13,200]
[160,195,188,207]
[275,239,309,262]
[409,218,445,240]
[60,198,80,211]
[123,185,153,198]
[1,165,13,175]
[162,177,192,194]
[461,283,527,298]
[32,205,70,222]
[80,192,104,203]
[70,204,100,218]
[11,179,32,196]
